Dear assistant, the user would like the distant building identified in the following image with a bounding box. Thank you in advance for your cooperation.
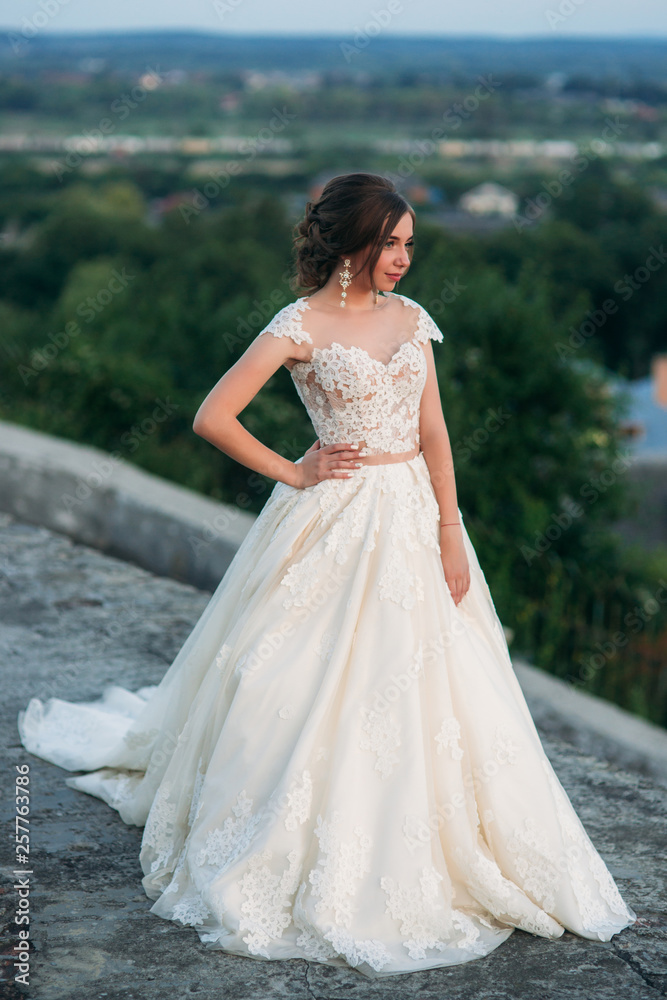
[241,69,323,92]
[458,182,519,217]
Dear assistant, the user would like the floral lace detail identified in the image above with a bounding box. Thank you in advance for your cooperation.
[159,762,214,928]
[402,292,445,345]
[451,912,489,954]
[324,492,381,563]
[541,760,635,930]
[284,770,313,831]
[291,345,425,458]
[379,549,425,609]
[294,913,338,963]
[238,849,303,957]
[255,299,313,346]
[435,716,464,760]
[255,293,442,459]
[364,508,382,552]
[315,629,337,662]
[280,547,323,609]
[308,812,372,927]
[292,884,392,971]
[142,781,178,873]
[171,889,212,928]
[506,817,561,912]
[454,845,561,938]
[359,707,401,778]
[493,724,522,764]
[382,866,458,960]
[195,790,263,873]
[389,485,440,552]
[158,806,210,925]
[273,461,438,623]
[322,926,392,972]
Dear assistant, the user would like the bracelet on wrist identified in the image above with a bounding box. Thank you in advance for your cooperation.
[440,522,461,527]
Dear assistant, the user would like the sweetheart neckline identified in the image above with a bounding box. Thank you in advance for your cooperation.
[289,294,424,370]
[288,338,423,372]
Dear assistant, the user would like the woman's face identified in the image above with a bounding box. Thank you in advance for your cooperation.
[370,211,414,293]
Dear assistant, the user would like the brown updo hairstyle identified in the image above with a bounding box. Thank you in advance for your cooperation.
[291,173,416,295]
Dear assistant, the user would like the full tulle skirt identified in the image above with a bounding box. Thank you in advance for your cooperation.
[18,453,636,977]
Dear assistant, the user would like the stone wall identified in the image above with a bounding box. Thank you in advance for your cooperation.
[0,419,256,590]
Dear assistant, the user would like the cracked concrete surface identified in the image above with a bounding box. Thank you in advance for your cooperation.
[0,512,665,1000]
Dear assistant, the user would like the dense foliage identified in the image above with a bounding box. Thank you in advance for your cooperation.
[0,161,665,727]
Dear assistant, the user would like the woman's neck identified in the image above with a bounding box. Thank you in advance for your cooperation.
[305,289,389,312]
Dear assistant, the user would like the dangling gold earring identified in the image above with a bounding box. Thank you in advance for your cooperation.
[339,258,352,308]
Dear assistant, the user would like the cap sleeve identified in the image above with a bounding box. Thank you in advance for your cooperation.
[254,300,313,346]
[392,292,443,345]
[414,303,444,345]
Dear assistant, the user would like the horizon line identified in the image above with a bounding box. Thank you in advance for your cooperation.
[2,27,667,42]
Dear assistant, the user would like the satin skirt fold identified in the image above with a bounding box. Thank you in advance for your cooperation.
[18,453,636,977]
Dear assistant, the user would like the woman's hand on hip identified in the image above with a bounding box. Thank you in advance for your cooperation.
[293,440,363,488]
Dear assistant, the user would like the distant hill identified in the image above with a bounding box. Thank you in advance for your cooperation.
[1,30,666,82]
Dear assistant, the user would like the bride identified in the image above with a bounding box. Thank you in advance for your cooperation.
[18,172,636,978]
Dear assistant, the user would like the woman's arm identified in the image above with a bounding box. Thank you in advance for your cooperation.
[193,332,305,488]
[418,341,470,605]
[193,332,360,489]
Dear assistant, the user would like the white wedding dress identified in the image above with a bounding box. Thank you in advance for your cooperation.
[18,291,636,978]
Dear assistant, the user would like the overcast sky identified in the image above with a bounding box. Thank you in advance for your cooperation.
[2,0,666,36]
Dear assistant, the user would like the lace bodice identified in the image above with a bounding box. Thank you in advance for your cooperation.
[254,292,443,457]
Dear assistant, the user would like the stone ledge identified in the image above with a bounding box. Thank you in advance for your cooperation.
[513,659,667,789]
[0,419,256,590]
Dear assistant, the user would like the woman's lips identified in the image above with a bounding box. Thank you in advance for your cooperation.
[386,273,403,280]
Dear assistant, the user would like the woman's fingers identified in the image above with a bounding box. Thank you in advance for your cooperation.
[320,442,361,476]
[323,442,359,457]
[455,575,472,605]
[448,572,471,605]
